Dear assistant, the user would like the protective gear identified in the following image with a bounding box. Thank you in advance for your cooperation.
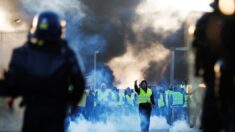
[29,11,66,45]
[0,33,85,132]
[210,0,219,10]
[138,87,153,104]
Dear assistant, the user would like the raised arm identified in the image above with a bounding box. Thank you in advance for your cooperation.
[134,80,140,94]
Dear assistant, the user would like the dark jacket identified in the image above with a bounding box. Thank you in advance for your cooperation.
[0,40,85,109]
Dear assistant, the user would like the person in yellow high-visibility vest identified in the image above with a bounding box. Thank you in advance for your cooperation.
[165,86,185,125]
[157,89,167,117]
[135,80,155,132]
[125,87,135,107]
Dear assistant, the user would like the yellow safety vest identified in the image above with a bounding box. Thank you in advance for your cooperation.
[158,94,165,108]
[110,91,118,107]
[169,91,184,106]
[138,87,152,104]
[118,92,125,105]
[126,93,135,106]
[97,89,110,102]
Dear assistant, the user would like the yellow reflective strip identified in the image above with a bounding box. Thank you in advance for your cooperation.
[39,23,48,30]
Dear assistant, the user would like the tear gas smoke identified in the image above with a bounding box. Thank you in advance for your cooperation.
[0,0,211,131]
[109,44,170,89]
[68,115,171,132]
[4,0,213,88]
[68,115,192,131]
[88,65,115,88]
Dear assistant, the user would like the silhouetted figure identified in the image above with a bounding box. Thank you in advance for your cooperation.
[219,15,235,132]
[135,80,154,132]
[0,11,85,132]
[192,0,225,131]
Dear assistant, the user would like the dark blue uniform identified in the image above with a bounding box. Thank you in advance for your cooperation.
[0,40,85,132]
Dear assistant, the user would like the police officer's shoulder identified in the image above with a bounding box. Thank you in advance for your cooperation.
[60,40,72,54]
[11,43,31,58]
[196,13,213,29]
[59,40,77,61]
[7,44,32,68]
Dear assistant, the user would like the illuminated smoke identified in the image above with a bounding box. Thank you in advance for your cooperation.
[109,44,170,89]
[108,0,188,88]
[2,0,213,87]
[107,0,213,88]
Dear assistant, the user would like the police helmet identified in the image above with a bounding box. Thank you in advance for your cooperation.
[29,11,66,44]
[210,0,219,10]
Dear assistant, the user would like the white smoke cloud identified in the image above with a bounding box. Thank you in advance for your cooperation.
[134,0,213,34]
[108,44,170,89]
[68,114,140,132]
[68,115,173,132]
[108,0,213,89]
[171,120,192,132]
[108,0,185,89]
[150,116,170,130]
[68,115,194,131]
[69,119,116,132]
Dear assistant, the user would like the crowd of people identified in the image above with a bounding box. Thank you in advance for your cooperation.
[71,80,192,126]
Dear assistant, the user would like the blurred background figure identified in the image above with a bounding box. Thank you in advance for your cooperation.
[153,86,166,118]
[192,0,225,131]
[219,14,235,132]
[124,87,136,115]
[0,11,85,132]
[165,84,185,125]
[192,0,235,131]
[95,83,112,122]
[85,86,97,122]
[188,83,205,128]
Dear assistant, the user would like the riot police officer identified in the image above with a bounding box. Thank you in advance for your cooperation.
[0,11,85,132]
